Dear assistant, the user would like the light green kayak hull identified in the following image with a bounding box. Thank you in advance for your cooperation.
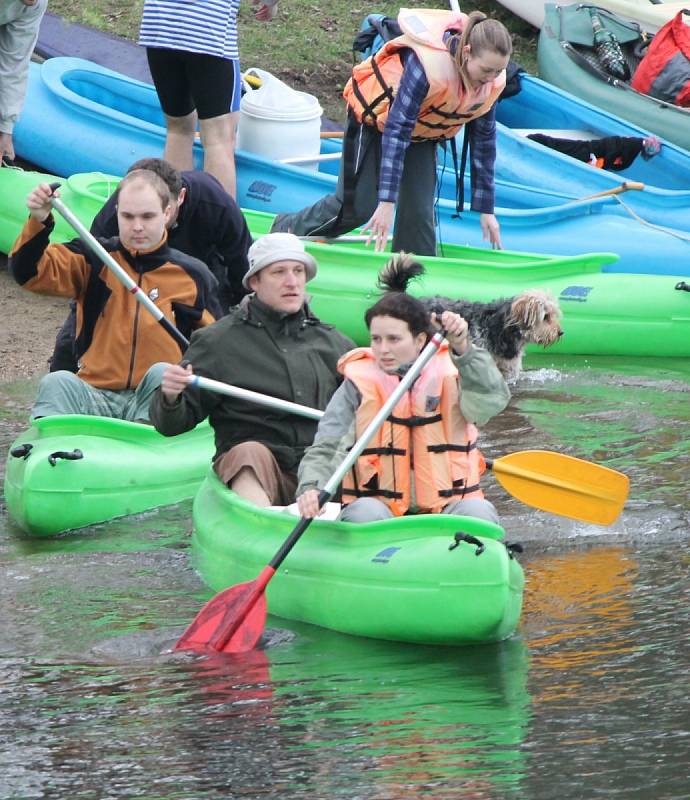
[4,415,214,536]
[192,473,525,645]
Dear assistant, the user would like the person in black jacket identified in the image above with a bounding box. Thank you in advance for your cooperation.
[150,232,355,508]
[49,158,252,372]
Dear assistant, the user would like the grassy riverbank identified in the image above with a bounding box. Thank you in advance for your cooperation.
[46,1,538,121]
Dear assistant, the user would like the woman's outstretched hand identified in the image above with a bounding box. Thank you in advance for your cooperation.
[480,213,502,250]
[362,201,394,252]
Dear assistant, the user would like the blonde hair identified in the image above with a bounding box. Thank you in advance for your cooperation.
[449,11,513,89]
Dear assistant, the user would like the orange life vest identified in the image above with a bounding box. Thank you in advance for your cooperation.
[339,345,485,516]
[343,8,506,141]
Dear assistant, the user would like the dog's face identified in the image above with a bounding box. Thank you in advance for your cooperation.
[507,290,563,347]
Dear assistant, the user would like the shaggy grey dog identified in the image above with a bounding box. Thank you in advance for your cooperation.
[377,254,563,383]
[423,289,563,382]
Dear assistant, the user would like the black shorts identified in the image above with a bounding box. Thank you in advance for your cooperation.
[146,48,241,119]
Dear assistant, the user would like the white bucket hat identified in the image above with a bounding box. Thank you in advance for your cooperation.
[243,232,318,289]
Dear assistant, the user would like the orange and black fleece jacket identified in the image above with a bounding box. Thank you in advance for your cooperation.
[10,214,223,390]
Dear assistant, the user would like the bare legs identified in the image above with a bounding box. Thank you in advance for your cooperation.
[200,112,238,198]
[163,111,196,170]
[162,110,238,198]
[230,466,271,507]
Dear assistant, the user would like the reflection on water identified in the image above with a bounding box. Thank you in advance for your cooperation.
[1,355,688,798]
[524,546,638,688]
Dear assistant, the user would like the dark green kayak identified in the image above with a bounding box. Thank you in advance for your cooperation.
[538,3,690,150]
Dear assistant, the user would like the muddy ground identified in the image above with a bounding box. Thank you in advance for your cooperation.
[0,256,68,384]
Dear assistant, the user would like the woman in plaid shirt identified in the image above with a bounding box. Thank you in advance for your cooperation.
[271,9,512,256]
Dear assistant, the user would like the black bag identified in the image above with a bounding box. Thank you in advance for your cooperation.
[352,14,402,61]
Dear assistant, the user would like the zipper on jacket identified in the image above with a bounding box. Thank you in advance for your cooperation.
[127,268,144,389]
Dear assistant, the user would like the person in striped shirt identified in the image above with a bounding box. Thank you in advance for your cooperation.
[139,0,278,198]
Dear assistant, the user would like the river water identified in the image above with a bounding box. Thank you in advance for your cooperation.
[1,354,688,800]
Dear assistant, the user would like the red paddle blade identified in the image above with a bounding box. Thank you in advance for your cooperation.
[174,578,269,655]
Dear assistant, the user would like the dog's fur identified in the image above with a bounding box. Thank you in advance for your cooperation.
[423,290,563,383]
[376,254,563,383]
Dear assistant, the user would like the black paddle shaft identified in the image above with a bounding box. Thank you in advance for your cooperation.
[265,331,447,574]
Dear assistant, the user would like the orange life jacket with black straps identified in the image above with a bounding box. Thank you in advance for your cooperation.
[339,345,485,516]
[343,8,506,141]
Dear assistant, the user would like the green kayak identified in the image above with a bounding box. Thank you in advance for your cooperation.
[191,472,525,646]
[4,415,214,536]
[2,169,688,358]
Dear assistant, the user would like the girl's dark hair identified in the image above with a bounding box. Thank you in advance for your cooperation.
[364,254,431,337]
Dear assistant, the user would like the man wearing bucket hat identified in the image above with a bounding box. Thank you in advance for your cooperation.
[150,232,355,507]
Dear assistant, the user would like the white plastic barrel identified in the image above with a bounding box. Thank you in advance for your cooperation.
[237,68,323,169]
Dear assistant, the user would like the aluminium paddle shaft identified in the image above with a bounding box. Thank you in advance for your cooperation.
[189,375,324,421]
[47,183,190,351]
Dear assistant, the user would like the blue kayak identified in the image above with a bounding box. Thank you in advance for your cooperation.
[13,57,690,276]
[315,72,690,233]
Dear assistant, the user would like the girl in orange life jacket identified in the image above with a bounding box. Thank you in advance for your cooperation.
[270,9,512,258]
[296,255,511,524]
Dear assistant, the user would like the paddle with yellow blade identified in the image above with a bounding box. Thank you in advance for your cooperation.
[485,451,628,527]
[187,373,629,527]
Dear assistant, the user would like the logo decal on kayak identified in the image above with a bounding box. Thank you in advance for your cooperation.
[559,285,593,303]
[148,287,159,301]
[247,180,277,203]
[372,546,401,564]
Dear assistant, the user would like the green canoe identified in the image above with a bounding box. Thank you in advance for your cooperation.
[191,472,525,646]
[3,169,689,358]
[538,3,690,151]
[4,415,214,537]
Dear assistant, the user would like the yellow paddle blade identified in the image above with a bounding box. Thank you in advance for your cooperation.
[490,450,629,526]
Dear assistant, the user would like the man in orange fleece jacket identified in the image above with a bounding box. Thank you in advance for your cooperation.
[10,169,222,421]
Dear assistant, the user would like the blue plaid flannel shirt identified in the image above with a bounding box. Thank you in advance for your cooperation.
[378,49,497,213]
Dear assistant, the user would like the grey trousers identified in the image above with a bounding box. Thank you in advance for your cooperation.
[340,496,501,526]
[31,362,168,422]
[270,120,438,256]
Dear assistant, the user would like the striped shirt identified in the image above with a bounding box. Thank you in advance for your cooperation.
[139,0,240,60]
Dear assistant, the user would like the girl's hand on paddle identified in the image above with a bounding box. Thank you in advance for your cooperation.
[432,310,470,355]
[480,213,502,250]
[297,488,323,519]
[362,201,394,252]
[26,183,57,223]
[161,362,193,403]
[252,0,278,21]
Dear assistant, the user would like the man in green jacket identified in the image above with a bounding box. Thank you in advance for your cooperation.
[149,232,355,507]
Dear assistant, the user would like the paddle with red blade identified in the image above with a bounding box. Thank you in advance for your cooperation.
[174,328,449,656]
